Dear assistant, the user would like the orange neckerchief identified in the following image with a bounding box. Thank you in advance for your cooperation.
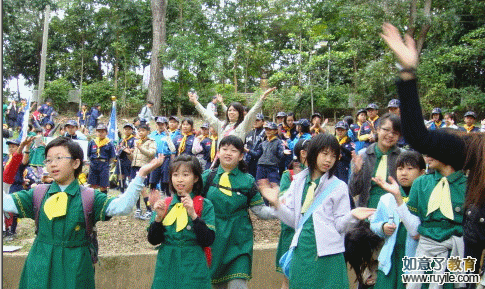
[136,136,147,146]
[178,132,193,155]
[338,136,349,145]
[464,124,475,133]
[369,115,379,126]
[121,134,134,146]
[94,137,110,157]
[210,135,218,162]
[434,121,442,128]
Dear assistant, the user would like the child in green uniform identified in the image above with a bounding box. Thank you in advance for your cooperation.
[204,135,275,289]
[147,155,216,289]
[371,151,426,289]
[260,134,376,289]
[377,154,467,289]
[276,139,310,289]
[2,137,163,289]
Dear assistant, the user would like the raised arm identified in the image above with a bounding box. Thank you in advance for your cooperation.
[238,87,276,134]
[189,92,223,133]
[381,23,466,169]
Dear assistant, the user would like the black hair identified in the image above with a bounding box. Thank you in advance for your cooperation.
[299,123,310,134]
[396,150,426,171]
[293,139,311,163]
[243,106,249,113]
[444,112,457,124]
[28,124,33,131]
[44,137,84,178]
[377,112,401,134]
[147,101,154,105]
[306,134,340,177]
[133,117,141,123]
[168,155,204,196]
[225,102,245,128]
[215,135,248,173]
[181,117,194,130]
[3,129,11,138]
[34,128,43,133]
[343,116,354,127]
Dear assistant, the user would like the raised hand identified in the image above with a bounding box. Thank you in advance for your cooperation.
[351,207,376,220]
[153,199,167,222]
[257,179,280,208]
[351,151,363,172]
[181,195,197,220]
[260,87,277,100]
[188,91,199,104]
[138,155,165,177]
[371,176,404,205]
[216,94,224,103]
[19,136,34,153]
[380,22,419,71]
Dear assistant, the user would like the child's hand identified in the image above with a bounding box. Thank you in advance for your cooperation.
[383,222,397,236]
[351,151,363,172]
[18,136,34,152]
[371,176,404,205]
[380,22,419,72]
[257,179,280,208]
[181,195,197,220]
[351,207,376,220]
[138,155,165,177]
[153,199,166,222]
[481,119,485,127]
[260,87,276,100]
[188,92,198,104]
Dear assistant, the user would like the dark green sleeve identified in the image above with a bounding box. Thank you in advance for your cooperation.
[93,190,116,222]
[202,198,216,232]
[406,177,421,218]
[11,189,35,219]
[279,170,292,196]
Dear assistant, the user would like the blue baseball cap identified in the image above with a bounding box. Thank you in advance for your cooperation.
[387,99,400,108]
[366,103,379,110]
[156,116,169,123]
[264,122,278,130]
[65,120,78,127]
[431,108,442,115]
[464,111,477,119]
[335,121,349,130]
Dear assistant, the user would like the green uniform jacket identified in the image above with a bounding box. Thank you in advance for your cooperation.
[407,171,467,242]
[11,180,114,289]
[202,166,264,284]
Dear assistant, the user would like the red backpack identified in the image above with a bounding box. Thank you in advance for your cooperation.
[163,195,212,267]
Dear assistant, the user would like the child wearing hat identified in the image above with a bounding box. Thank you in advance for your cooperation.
[255,122,284,185]
[288,119,312,151]
[63,120,87,140]
[77,103,90,129]
[116,123,136,193]
[426,108,445,131]
[87,124,116,194]
[459,111,480,133]
[197,123,213,170]
[335,121,354,184]
[87,104,102,134]
[310,113,327,136]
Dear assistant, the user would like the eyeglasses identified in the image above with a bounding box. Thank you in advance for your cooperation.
[43,156,73,165]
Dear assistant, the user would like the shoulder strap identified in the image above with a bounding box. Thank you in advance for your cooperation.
[193,196,204,217]
[33,184,51,234]
[297,179,340,230]
[202,168,218,197]
[80,186,96,236]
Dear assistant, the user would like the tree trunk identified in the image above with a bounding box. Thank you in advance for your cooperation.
[148,0,168,115]
[38,5,50,103]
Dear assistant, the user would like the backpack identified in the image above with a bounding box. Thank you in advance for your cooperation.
[202,168,258,208]
[33,184,99,264]
[163,195,212,267]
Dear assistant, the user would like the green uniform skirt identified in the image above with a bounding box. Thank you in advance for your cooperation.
[276,222,295,273]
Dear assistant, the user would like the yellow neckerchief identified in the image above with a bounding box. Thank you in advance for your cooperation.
[434,120,442,128]
[163,202,189,232]
[168,129,176,134]
[136,136,147,146]
[369,115,379,125]
[313,127,320,134]
[338,136,349,145]
[81,108,88,120]
[218,172,232,196]
[210,135,218,161]
[95,137,110,157]
[267,135,277,142]
[464,124,475,133]
[427,177,454,220]
[121,134,134,146]
[44,192,68,220]
[357,121,363,127]
[178,132,193,155]
[301,181,317,213]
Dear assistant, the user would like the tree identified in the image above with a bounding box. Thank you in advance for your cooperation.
[147,0,168,115]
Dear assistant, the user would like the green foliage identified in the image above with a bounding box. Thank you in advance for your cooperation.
[80,80,115,111]
[42,78,73,111]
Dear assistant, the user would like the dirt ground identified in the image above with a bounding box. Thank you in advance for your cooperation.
[3,189,281,254]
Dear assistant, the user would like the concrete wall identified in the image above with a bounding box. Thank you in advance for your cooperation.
[3,243,285,289]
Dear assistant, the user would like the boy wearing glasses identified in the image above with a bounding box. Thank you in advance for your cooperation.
[87,124,115,194]
[349,113,403,208]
